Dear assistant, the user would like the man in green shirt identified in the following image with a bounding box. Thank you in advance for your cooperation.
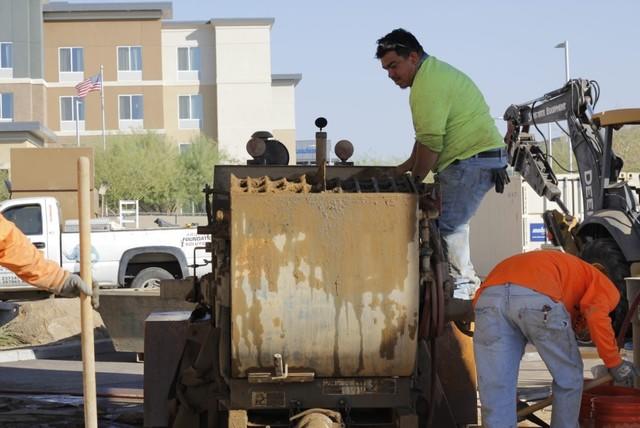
[376,28,506,299]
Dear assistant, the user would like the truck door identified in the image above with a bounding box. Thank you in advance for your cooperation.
[2,203,55,262]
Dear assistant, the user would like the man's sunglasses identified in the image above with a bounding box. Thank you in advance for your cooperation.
[377,41,410,51]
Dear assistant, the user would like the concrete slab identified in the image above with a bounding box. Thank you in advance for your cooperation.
[0,356,143,426]
[0,340,620,427]
[0,338,115,363]
[0,359,143,398]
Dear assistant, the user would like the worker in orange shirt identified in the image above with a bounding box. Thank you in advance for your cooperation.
[0,214,93,304]
[473,250,638,428]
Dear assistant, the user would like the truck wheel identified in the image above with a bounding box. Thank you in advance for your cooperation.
[580,237,630,336]
[130,267,174,289]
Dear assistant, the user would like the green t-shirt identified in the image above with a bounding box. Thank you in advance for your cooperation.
[409,56,504,172]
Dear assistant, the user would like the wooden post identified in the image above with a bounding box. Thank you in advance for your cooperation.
[78,156,98,427]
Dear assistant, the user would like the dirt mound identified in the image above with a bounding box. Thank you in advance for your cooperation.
[0,298,107,348]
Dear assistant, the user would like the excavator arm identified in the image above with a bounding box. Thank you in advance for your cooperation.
[505,80,640,336]
[503,79,638,260]
[503,79,610,217]
[502,79,606,254]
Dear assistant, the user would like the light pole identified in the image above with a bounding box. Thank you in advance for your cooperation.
[555,40,570,83]
[555,40,572,173]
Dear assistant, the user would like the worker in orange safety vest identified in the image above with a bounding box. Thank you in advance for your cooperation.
[0,214,93,303]
[472,250,638,428]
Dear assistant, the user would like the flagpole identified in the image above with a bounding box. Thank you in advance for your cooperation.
[100,65,106,150]
[75,97,80,147]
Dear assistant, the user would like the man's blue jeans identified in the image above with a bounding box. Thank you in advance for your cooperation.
[437,154,506,298]
[474,284,583,428]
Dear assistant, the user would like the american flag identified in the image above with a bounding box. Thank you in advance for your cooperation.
[75,73,102,98]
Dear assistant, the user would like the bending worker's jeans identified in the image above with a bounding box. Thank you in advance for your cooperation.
[437,155,506,299]
[474,284,583,428]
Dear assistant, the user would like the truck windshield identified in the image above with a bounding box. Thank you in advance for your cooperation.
[3,204,43,235]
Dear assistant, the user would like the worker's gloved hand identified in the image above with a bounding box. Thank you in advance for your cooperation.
[609,361,640,386]
[492,166,511,193]
[58,274,92,298]
[91,280,100,310]
[590,364,608,379]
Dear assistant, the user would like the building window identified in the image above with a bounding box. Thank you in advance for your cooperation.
[118,46,142,71]
[178,95,202,129]
[0,93,13,121]
[177,47,200,81]
[59,47,84,72]
[178,47,200,71]
[59,47,84,82]
[60,96,84,121]
[117,46,142,81]
[179,95,202,120]
[0,43,12,69]
[60,96,84,131]
[119,95,143,120]
[118,95,143,130]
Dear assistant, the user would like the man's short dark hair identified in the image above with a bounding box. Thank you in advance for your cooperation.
[375,28,425,59]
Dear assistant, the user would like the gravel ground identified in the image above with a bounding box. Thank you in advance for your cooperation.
[0,298,107,349]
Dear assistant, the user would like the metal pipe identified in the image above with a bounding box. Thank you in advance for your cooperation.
[315,131,327,191]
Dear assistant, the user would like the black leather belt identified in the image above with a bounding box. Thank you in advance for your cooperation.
[450,148,506,166]
[468,148,506,159]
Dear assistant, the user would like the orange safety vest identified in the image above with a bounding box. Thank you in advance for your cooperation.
[474,250,622,368]
[0,214,67,293]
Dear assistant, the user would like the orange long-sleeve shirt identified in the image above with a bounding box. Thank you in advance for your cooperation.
[0,214,67,293]
[473,250,622,368]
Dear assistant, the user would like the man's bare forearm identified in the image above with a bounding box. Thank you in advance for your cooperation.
[411,143,439,182]
[396,141,418,174]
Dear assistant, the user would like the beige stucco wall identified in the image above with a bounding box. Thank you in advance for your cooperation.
[271,82,297,164]
[46,85,165,132]
[44,20,163,83]
[0,82,47,123]
[105,85,165,131]
[161,25,215,85]
[0,141,37,170]
[32,17,297,155]
[43,19,165,136]
[214,23,273,161]
[272,128,296,164]
[162,84,217,144]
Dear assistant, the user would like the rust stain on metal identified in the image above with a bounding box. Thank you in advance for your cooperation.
[230,179,419,378]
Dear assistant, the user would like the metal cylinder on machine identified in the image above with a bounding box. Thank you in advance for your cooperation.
[314,117,328,167]
[315,132,327,166]
[334,139,353,163]
[315,117,328,190]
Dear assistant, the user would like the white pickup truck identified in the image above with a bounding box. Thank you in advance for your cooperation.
[0,196,211,293]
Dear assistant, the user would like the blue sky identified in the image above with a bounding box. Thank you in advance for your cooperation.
[79,0,640,161]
